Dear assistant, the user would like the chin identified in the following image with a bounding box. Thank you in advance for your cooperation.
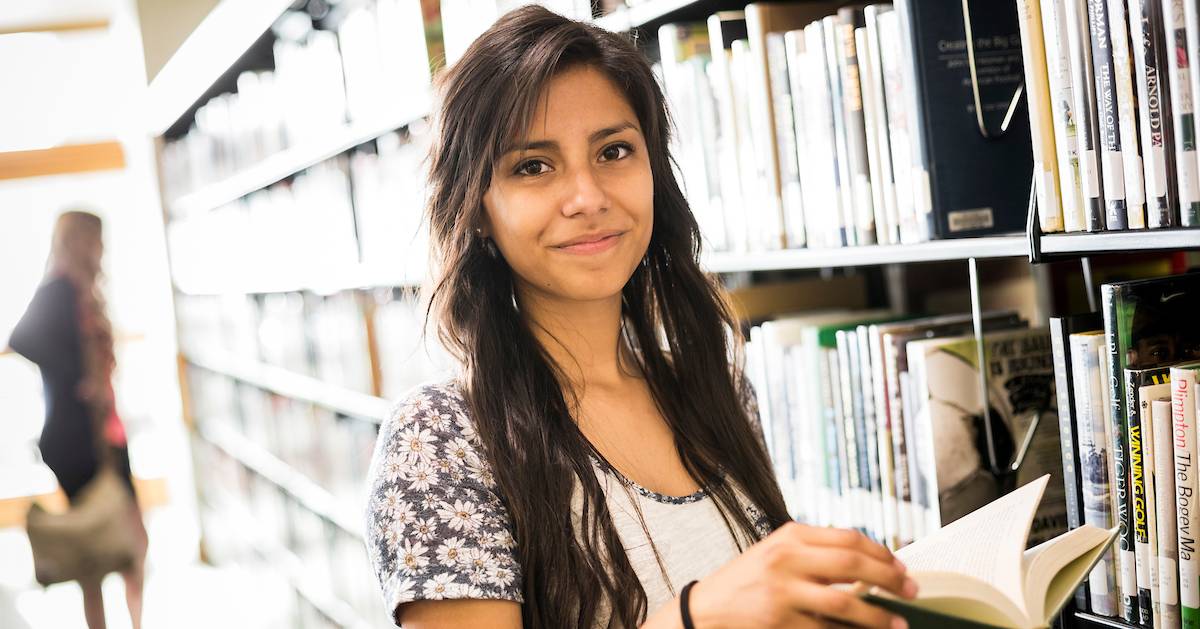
[552,267,637,302]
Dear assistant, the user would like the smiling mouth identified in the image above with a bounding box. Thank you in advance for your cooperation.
[553,232,625,255]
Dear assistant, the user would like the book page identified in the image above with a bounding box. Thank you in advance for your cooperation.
[1021,524,1118,621]
[895,475,1049,617]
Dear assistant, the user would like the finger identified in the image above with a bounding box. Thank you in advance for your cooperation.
[793,546,917,600]
[789,581,906,629]
[791,526,898,568]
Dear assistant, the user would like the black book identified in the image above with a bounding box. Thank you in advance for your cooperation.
[892,0,1033,240]
[1050,312,1103,614]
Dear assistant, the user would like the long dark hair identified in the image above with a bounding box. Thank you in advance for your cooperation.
[425,6,789,627]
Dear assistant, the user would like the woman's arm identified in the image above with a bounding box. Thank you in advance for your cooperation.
[8,278,77,375]
[395,599,522,628]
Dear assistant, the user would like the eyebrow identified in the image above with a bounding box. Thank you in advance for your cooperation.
[503,121,639,155]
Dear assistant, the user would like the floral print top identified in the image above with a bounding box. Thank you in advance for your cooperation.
[364,378,773,623]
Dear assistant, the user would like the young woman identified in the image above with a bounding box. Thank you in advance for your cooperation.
[364,7,917,628]
[7,210,147,629]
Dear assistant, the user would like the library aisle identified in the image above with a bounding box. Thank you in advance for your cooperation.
[2,0,1200,629]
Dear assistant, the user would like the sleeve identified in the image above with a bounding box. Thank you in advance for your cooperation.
[364,382,523,624]
[7,278,79,377]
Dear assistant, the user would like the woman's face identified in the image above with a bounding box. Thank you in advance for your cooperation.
[482,64,654,306]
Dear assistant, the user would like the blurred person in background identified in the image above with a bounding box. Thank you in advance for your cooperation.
[4,210,147,629]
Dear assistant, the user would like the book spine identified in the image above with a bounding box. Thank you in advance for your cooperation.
[1053,320,1090,611]
[836,335,866,534]
[1129,0,1175,228]
[857,26,892,246]
[855,328,885,544]
[1103,284,1140,623]
[1107,0,1148,230]
[863,8,900,246]
[876,10,920,245]
[1153,396,1181,628]
[1089,0,1131,230]
[836,9,876,246]
[1164,0,1200,226]
[1065,0,1108,231]
[1017,0,1066,233]
[1174,367,1200,628]
[1074,334,1119,616]
[766,34,806,249]
[1139,382,1161,627]
[825,16,857,247]
[868,327,898,549]
[708,15,749,253]
[785,31,819,249]
[891,0,933,242]
[745,9,787,252]
[802,24,845,249]
[1126,369,1154,624]
[730,41,767,252]
[827,347,854,529]
[1187,0,1200,218]
[1042,0,1088,232]
[884,340,915,545]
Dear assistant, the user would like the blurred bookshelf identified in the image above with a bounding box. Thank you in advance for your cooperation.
[152,0,1200,627]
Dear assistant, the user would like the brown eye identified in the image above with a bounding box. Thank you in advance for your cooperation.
[515,160,549,176]
[600,142,632,162]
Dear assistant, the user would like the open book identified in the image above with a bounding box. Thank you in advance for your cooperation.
[866,475,1117,628]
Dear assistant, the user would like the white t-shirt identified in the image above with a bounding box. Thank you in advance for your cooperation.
[364,379,773,626]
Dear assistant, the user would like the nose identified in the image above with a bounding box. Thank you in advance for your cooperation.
[561,165,608,217]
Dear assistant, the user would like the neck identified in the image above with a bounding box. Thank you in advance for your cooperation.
[516,284,631,390]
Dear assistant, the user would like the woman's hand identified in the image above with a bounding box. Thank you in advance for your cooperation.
[672,522,917,629]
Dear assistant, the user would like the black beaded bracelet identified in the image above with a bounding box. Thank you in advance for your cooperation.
[680,580,699,629]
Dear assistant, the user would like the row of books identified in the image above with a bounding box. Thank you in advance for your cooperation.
[1052,271,1200,626]
[166,127,430,292]
[1019,0,1200,233]
[193,431,386,627]
[658,0,1035,253]
[188,367,380,505]
[744,308,1068,552]
[177,288,451,401]
[160,0,434,202]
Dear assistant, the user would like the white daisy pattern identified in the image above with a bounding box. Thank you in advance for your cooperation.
[364,378,774,621]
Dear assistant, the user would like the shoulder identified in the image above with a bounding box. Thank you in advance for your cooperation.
[365,379,523,613]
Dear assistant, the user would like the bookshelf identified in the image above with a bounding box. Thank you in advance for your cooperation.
[186,352,390,422]
[152,0,1200,628]
[168,96,430,217]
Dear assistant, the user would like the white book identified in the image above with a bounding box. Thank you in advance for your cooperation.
[1107,0,1148,229]
[804,22,848,248]
[1173,365,1200,623]
[857,25,894,245]
[824,16,857,247]
[1163,0,1200,226]
[1016,0,1065,233]
[875,9,920,244]
[1040,0,1087,232]
[1127,0,1173,228]
[1151,397,1181,628]
[784,31,825,250]
[1063,0,1106,231]
[1072,332,1119,616]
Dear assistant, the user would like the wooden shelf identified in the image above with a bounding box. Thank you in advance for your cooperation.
[168,97,431,216]
[198,421,363,540]
[702,234,1028,273]
[185,351,391,421]
[147,0,295,136]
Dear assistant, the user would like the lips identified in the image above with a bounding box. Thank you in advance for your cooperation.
[552,230,626,255]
